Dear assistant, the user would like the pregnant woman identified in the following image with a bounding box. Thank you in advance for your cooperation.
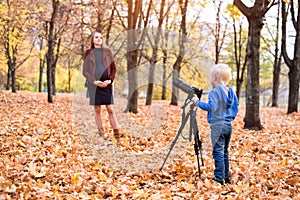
[83,31,120,145]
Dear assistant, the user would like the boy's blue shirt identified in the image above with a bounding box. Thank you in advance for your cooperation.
[195,85,239,126]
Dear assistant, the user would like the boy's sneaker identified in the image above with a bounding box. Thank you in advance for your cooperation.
[213,178,225,186]
[225,177,231,184]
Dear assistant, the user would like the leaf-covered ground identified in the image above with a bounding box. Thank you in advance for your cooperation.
[0,91,299,199]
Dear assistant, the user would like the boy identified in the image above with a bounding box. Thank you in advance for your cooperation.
[191,64,239,185]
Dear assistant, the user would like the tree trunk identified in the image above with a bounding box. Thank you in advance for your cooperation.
[38,37,44,92]
[233,18,246,99]
[161,15,170,100]
[39,56,45,92]
[52,38,61,95]
[126,49,139,113]
[243,18,263,130]
[106,3,114,45]
[161,49,167,100]
[287,66,300,113]
[125,0,143,113]
[146,0,164,105]
[272,54,281,107]
[6,69,11,90]
[281,0,300,114]
[146,61,155,105]
[170,68,179,105]
[213,0,228,64]
[170,0,188,106]
[68,59,71,93]
[47,65,53,102]
[46,0,59,103]
[96,0,104,32]
[234,0,272,130]
[51,68,56,95]
[272,2,282,107]
[4,35,13,92]
[11,69,17,93]
[171,53,183,105]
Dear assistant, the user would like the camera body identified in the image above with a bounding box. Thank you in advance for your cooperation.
[173,78,203,100]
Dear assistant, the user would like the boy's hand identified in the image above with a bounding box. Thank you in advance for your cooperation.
[191,94,199,103]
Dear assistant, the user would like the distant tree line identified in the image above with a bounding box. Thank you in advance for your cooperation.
[0,0,299,131]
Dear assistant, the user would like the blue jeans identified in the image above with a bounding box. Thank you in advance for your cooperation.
[210,124,232,181]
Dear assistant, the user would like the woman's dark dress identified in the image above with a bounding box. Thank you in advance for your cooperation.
[88,48,113,105]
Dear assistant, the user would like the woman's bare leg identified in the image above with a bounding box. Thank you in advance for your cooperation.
[106,104,120,144]
[94,105,104,134]
[106,104,119,129]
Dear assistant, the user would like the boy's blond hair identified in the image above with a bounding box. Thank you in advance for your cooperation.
[209,64,232,87]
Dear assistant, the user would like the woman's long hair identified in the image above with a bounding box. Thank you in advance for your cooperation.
[90,31,108,49]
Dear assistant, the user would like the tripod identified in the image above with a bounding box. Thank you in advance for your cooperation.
[160,95,204,178]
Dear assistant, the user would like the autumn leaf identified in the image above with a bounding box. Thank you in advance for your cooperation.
[0,92,299,199]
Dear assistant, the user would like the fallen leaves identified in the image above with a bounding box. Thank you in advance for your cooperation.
[0,91,299,199]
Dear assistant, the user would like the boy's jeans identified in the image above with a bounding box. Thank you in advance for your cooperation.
[210,124,232,181]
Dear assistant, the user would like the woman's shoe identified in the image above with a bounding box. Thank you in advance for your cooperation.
[98,128,105,137]
[113,129,120,145]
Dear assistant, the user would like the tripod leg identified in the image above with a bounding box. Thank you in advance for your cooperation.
[160,112,190,171]
[191,106,204,178]
[194,137,201,178]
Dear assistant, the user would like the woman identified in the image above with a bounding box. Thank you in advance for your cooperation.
[83,31,120,145]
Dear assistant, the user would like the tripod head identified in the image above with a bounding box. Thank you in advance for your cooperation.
[173,78,203,100]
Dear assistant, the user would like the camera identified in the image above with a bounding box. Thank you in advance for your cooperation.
[173,78,203,100]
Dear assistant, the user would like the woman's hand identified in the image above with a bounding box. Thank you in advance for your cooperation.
[94,80,111,88]
[104,80,112,85]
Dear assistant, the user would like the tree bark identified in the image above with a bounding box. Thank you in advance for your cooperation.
[161,49,167,100]
[125,0,146,113]
[46,0,59,103]
[126,49,139,113]
[243,19,263,130]
[272,2,282,107]
[281,0,300,114]
[271,55,282,107]
[233,18,246,99]
[170,0,189,106]
[161,8,172,100]
[146,0,164,105]
[11,69,17,92]
[125,0,141,113]
[6,69,11,90]
[234,0,273,130]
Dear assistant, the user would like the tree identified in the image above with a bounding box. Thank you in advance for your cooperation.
[37,34,47,92]
[161,16,171,100]
[234,0,276,130]
[207,0,229,64]
[270,2,283,107]
[124,0,152,113]
[45,0,60,102]
[170,0,189,106]
[226,4,247,99]
[281,0,300,113]
[44,0,72,102]
[140,0,171,105]
[0,0,35,92]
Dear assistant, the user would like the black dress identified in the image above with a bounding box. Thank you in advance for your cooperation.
[88,48,114,105]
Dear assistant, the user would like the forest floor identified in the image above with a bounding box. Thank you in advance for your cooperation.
[0,91,299,199]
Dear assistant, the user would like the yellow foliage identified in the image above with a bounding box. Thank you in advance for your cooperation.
[225,3,242,19]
